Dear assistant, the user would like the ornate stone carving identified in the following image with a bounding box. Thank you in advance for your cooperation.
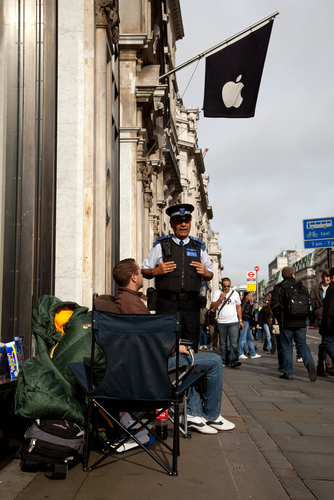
[137,161,152,188]
[95,0,119,44]
[144,189,153,209]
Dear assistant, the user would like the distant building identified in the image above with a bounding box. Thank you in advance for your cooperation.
[294,252,315,292]
[268,249,304,276]
[259,247,333,305]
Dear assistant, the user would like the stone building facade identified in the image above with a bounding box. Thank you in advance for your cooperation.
[0,0,121,353]
[118,0,223,299]
[0,0,222,353]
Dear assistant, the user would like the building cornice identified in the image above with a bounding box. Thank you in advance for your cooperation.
[119,33,149,49]
[170,0,185,41]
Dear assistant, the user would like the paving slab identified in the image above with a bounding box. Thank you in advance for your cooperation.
[289,421,334,436]
[0,461,37,499]
[240,402,278,410]
[218,433,289,500]
[258,421,301,436]
[269,434,334,453]
[284,451,334,480]
[304,479,334,499]
[250,409,333,424]
[319,411,334,423]
[273,402,333,412]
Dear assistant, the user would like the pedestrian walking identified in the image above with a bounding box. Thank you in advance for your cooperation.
[199,306,209,350]
[211,278,242,367]
[258,300,273,352]
[271,266,316,381]
[310,269,334,376]
[206,307,218,350]
[238,292,261,360]
[319,267,334,367]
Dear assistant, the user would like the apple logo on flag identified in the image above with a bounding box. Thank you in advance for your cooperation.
[222,75,244,108]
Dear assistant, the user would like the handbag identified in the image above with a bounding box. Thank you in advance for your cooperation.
[272,318,280,334]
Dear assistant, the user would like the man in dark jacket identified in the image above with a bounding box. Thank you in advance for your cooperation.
[271,266,316,381]
[320,267,334,361]
[310,269,333,376]
[237,292,261,359]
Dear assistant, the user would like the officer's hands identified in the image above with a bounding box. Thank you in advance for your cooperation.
[190,261,210,278]
[152,261,176,276]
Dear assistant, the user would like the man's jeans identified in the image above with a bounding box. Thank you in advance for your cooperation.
[281,326,314,377]
[217,322,239,365]
[199,324,208,346]
[168,352,222,421]
[238,321,256,357]
[263,324,272,351]
[322,336,334,363]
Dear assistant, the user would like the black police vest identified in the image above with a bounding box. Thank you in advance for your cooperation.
[155,239,202,293]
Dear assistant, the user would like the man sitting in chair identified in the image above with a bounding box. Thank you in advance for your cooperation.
[110,258,235,435]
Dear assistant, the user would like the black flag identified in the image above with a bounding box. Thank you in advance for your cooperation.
[203,20,273,118]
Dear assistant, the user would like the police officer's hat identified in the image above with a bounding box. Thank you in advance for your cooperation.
[166,203,194,220]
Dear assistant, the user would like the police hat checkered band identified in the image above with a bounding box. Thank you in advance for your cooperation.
[169,208,191,218]
[166,203,194,219]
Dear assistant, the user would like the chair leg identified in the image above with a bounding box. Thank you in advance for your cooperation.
[182,393,192,439]
[172,401,179,475]
[84,398,93,471]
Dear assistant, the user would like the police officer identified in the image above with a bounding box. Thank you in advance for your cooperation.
[142,203,213,352]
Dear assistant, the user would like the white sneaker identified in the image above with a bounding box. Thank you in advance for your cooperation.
[203,345,208,350]
[251,354,261,359]
[186,415,218,434]
[206,415,235,431]
[239,354,248,359]
[296,357,303,363]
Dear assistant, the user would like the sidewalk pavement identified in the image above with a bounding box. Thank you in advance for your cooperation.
[1,331,333,500]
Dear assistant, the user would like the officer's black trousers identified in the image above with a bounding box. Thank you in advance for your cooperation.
[156,297,200,353]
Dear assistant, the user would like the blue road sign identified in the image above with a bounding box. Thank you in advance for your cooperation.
[303,217,334,249]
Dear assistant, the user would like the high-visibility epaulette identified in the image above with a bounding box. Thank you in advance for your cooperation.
[153,234,172,247]
[190,236,206,251]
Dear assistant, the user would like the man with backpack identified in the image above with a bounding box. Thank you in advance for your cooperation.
[271,266,316,381]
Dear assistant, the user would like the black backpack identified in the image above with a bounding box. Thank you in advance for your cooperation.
[19,419,85,479]
[281,281,311,318]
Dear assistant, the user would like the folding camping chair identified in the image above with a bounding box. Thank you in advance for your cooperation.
[69,308,209,476]
[93,294,201,439]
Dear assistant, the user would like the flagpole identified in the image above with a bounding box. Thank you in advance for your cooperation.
[159,11,279,80]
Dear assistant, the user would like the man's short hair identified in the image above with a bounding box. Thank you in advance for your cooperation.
[221,277,231,285]
[330,267,334,278]
[322,268,330,279]
[113,258,138,287]
[282,266,295,279]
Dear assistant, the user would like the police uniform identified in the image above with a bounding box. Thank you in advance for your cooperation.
[142,204,213,352]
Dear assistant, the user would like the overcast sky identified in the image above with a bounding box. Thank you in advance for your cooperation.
[175,0,334,285]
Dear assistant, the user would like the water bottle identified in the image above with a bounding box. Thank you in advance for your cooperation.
[199,282,207,299]
[155,409,168,440]
[199,282,207,306]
